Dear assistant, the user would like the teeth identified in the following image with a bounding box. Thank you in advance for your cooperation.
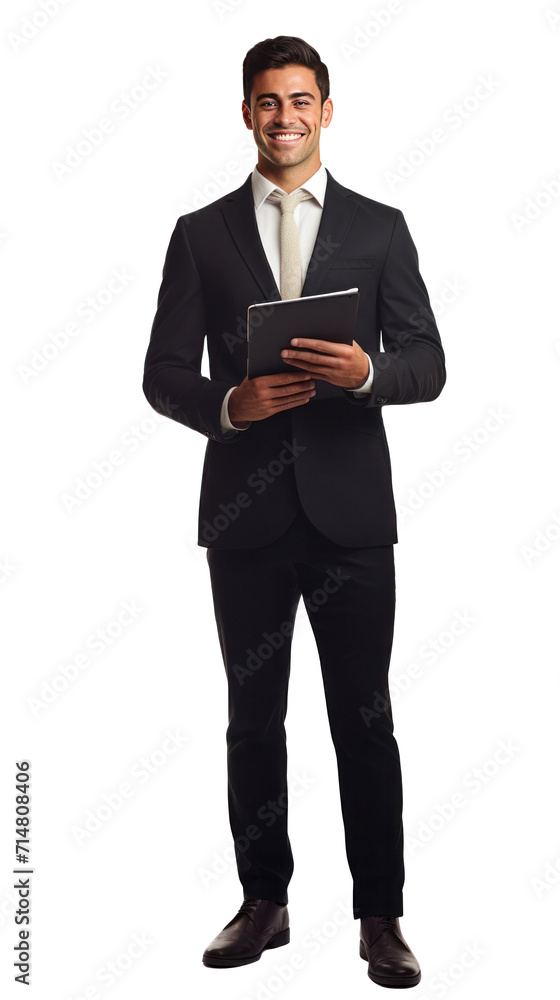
[271,133,303,141]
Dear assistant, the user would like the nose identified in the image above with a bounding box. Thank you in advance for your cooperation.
[275,108,298,127]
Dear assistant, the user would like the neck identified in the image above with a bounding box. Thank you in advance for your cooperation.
[256,155,322,194]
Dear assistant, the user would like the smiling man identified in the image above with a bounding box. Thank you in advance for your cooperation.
[143,35,445,989]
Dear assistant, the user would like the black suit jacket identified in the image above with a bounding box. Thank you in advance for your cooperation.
[142,168,446,548]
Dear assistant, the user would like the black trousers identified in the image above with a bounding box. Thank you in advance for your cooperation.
[206,500,404,919]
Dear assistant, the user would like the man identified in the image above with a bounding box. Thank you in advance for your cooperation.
[142,35,445,988]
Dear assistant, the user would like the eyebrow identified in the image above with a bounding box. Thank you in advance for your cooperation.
[255,91,316,102]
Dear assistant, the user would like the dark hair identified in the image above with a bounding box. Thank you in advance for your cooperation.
[242,35,330,110]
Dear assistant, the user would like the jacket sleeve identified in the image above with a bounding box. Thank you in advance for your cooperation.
[142,217,240,443]
[345,209,446,408]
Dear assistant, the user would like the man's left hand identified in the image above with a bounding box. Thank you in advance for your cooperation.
[281,338,369,389]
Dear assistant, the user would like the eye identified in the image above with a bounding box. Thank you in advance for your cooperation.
[259,100,310,108]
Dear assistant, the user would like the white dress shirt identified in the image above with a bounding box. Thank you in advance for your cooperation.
[220,163,373,433]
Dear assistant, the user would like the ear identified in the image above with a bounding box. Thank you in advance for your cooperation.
[321,98,334,128]
[241,99,253,129]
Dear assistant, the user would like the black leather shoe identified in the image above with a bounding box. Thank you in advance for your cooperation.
[359,915,421,988]
[202,898,290,968]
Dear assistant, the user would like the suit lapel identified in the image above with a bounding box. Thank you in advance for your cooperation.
[221,174,281,301]
[220,168,357,302]
[301,168,357,297]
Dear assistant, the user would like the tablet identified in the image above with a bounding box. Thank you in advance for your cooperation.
[247,287,360,379]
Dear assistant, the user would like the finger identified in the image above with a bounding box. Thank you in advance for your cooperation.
[282,355,338,372]
[266,379,316,398]
[288,338,351,356]
[282,349,344,367]
[269,391,316,411]
[259,371,315,386]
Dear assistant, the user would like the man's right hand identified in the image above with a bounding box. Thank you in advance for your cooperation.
[228,372,316,428]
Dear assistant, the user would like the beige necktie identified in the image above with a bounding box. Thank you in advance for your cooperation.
[278,189,314,299]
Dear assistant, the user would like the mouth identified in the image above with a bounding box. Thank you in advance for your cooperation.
[266,132,306,145]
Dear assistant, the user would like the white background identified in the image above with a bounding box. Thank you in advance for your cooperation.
[2,0,559,997]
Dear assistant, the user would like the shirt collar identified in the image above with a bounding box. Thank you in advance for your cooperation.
[251,162,327,211]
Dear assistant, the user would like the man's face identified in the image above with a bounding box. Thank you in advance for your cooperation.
[242,64,332,170]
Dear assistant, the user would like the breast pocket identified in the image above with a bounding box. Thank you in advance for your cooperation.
[330,257,376,270]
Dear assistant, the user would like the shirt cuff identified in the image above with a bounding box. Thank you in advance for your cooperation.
[220,386,249,433]
[351,354,374,396]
